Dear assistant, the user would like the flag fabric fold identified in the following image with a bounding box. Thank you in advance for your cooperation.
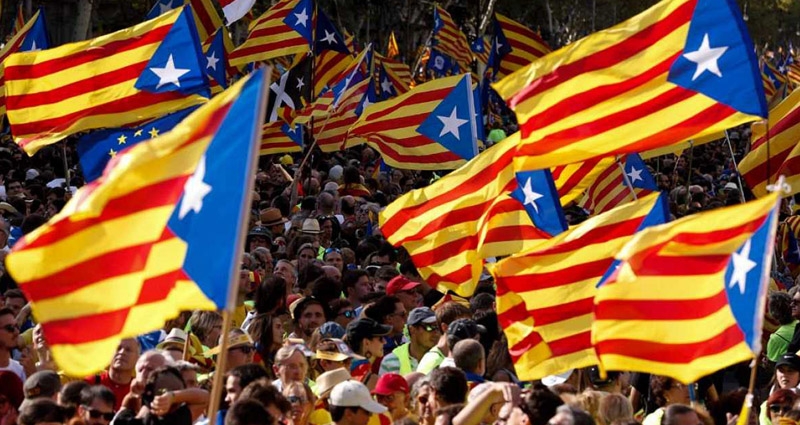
[229,0,312,67]
[6,69,269,377]
[581,154,658,215]
[0,8,50,118]
[493,13,550,79]
[593,193,779,383]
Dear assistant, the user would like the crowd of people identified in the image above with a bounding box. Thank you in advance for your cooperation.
[0,119,797,425]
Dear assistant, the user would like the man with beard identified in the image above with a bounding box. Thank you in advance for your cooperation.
[342,270,372,314]
[290,297,327,346]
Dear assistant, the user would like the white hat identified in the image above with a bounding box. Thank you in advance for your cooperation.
[330,380,387,414]
[723,182,738,191]
[541,369,574,387]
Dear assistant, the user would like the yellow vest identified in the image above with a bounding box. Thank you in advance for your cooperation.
[392,343,413,375]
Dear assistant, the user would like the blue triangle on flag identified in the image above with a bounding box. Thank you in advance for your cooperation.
[135,6,210,97]
[378,65,397,100]
[509,169,568,237]
[415,74,478,161]
[283,0,313,45]
[355,78,376,116]
[282,123,304,147]
[146,0,184,20]
[315,10,349,54]
[20,8,50,52]
[428,49,454,77]
[204,29,228,89]
[622,154,658,190]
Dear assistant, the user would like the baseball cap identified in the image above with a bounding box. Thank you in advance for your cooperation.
[446,318,486,340]
[372,373,410,396]
[407,307,437,327]
[330,380,387,414]
[777,353,800,370]
[24,371,61,399]
[346,318,392,342]
[386,276,420,296]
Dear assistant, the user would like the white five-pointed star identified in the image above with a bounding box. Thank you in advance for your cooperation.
[496,40,503,53]
[437,106,468,140]
[150,54,191,89]
[729,239,757,295]
[294,8,309,27]
[28,41,40,51]
[381,78,393,93]
[626,166,643,184]
[682,33,728,81]
[322,30,338,45]
[158,1,174,14]
[296,77,305,91]
[206,51,219,71]
[179,155,212,219]
[520,177,544,213]
[361,95,372,110]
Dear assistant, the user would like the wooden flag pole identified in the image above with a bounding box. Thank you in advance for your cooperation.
[723,130,747,204]
[206,311,233,425]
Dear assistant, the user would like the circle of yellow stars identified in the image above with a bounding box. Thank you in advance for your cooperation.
[107,127,161,158]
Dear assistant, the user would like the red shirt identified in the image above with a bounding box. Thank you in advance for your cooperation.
[85,370,130,410]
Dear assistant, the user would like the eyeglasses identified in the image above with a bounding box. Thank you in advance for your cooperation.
[84,407,116,421]
[770,404,793,414]
[1,324,18,333]
[287,395,307,404]
[376,394,395,403]
[417,324,438,332]
[230,345,255,355]
[338,310,356,318]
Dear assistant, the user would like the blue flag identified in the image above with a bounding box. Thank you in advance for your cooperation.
[510,169,568,237]
[21,8,50,52]
[204,28,228,89]
[315,9,348,54]
[416,74,478,161]
[622,154,658,190]
[146,0,184,20]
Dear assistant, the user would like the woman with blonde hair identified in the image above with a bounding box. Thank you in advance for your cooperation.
[600,393,634,425]
[283,381,316,425]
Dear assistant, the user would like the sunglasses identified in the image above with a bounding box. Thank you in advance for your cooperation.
[231,345,255,355]
[770,404,793,414]
[1,324,18,333]
[417,324,438,332]
[84,407,115,421]
[325,247,342,256]
[287,395,307,404]
[338,310,356,318]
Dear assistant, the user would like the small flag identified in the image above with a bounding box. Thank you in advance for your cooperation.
[229,0,313,67]
[581,154,658,215]
[218,0,257,25]
[387,31,400,59]
[260,120,303,156]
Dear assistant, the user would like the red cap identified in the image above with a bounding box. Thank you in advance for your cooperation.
[386,276,420,296]
[372,373,410,396]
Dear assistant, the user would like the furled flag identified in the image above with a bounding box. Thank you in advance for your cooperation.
[492,13,550,79]
[387,31,400,59]
[0,8,50,118]
[260,120,303,156]
[491,193,669,380]
[6,6,210,155]
[739,88,800,198]
[146,0,222,42]
[76,107,198,183]
[493,0,768,171]
[593,192,780,383]
[381,133,563,296]
[229,0,313,67]
[349,73,478,170]
[217,0,256,25]
[581,154,658,215]
[6,69,268,377]
[431,6,472,72]
[12,3,24,36]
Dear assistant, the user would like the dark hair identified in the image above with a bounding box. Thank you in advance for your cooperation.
[142,366,185,407]
[330,405,362,422]
[470,293,495,312]
[298,264,325,292]
[59,381,89,414]
[342,270,368,298]
[429,367,468,404]
[650,376,680,408]
[770,292,794,325]
[474,310,500,357]
[228,364,269,392]
[310,276,342,308]
[523,384,564,425]
[364,295,401,325]
[3,288,24,301]
[375,266,400,283]
[293,297,326,325]
[399,259,420,278]
[80,385,116,410]
[18,398,67,425]
[0,307,14,320]
[239,378,291,414]
[434,404,466,425]
[343,166,361,185]
[329,298,353,314]
[708,388,746,425]
[435,302,471,327]
[375,243,397,263]
[248,314,280,369]
[226,399,275,425]
[254,276,288,315]
[662,404,697,425]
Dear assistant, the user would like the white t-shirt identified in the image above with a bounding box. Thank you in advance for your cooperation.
[0,359,26,381]
[438,357,456,369]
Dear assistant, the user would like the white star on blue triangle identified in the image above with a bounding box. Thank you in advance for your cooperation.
[204,29,228,89]
[282,123,304,147]
[416,74,478,161]
[622,154,658,190]
[20,10,49,52]
[145,0,183,20]
[509,169,567,237]
[283,0,313,45]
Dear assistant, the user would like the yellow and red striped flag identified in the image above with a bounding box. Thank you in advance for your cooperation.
[431,6,473,72]
[552,158,616,206]
[310,77,371,152]
[202,26,236,95]
[376,53,411,94]
[763,71,778,103]
[788,62,800,88]
[580,154,658,215]
[315,50,352,97]
[229,0,312,67]
[739,88,800,198]
[494,13,551,79]
[6,69,269,377]
[261,120,303,156]
[380,134,552,296]
[593,193,779,383]
[490,192,668,380]
[387,31,400,59]
[6,7,211,154]
[494,0,768,171]
[0,8,47,119]
[145,0,223,45]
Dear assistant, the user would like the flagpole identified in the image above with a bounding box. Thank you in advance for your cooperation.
[207,68,272,425]
[61,142,70,190]
[412,33,433,81]
[724,130,747,204]
[685,141,694,208]
[616,155,637,200]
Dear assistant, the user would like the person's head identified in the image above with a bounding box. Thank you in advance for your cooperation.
[329,380,387,425]
[275,259,298,289]
[174,361,200,389]
[470,293,495,314]
[452,339,485,376]
[344,318,392,360]
[110,338,139,375]
[434,302,471,333]
[771,291,794,325]
[446,318,485,351]
[650,376,690,407]
[662,404,702,425]
[274,345,309,384]
[599,393,633,425]
[141,366,186,414]
[324,248,344,272]
[189,310,224,348]
[330,299,356,329]
[517,384,564,425]
[407,307,440,352]
[3,289,25,317]
[342,270,372,305]
[254,276,288,315]
[0,307,19,352]
[249,313,285,356]
[219,329,256,372]
[238,378,292,423]
[135,350,172,385]
[386,276,422,311]
[768,390,798,425]
[6,179,23,199]
[292,297,326,338]
[78,386,115,425]
[790,286,800,320]
[0,370,24,411]
[225,364,269,406]
[548,405,595,425]
[322,265,342,283]
[18,398,67,425]
[24,371,61,401]
[428,367,467,412]
[372,373,410,419]
[412,379,433,425]
[225,399,275,425]
[57,380,88,418]
[297,243,317,271]
[283,381,315,425]
[313,339,352,376]
[364,295,406,335]
[776,353,800,389]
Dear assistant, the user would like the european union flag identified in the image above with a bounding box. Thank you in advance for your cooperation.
[204,28,228,89]
[77,107,197,183]
[416,73,478,161]
[510,169,568,237]
[166,69,267,309]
